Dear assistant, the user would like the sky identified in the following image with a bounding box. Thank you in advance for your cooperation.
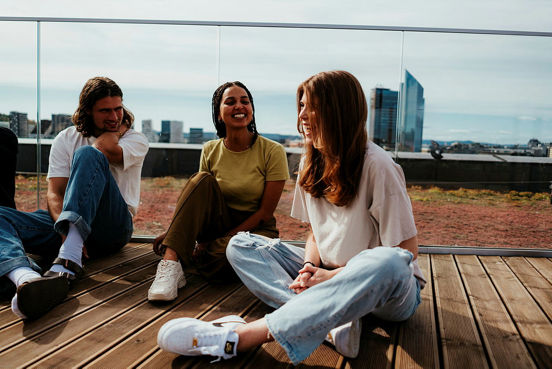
[0,0,551,144]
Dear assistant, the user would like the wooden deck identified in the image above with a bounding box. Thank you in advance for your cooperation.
[1,242,551,368]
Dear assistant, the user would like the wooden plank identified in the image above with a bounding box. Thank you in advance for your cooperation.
[0,242,152,310]
[432,254,489,369]
[525,257,552,285]
[456,255,536,369]
[505,257,552,322]
[0,261,157,354]
[82,242,153,276]
[343,317,397,369]
[0,265,157,367]
[31,276,208,368]
[395,253,439,369]
[83,281,242,368]
[0,252,159,334]
[137,285,260,369]
[0,242,152,316]
[480,256,552,369]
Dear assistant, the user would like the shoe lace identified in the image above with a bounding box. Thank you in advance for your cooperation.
[194,329,231,362]
[155,261,176,282]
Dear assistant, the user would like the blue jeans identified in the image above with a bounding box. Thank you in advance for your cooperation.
[226,232,421,365]
[0,146,133,281]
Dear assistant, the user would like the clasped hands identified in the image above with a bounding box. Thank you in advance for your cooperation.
[289,264,339,294]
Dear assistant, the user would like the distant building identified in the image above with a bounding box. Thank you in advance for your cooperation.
[369,87,398,150]
[141,119,157,142]
[398,70,425,152]
[9,111,28,137]
[51,114,72,136]
[189,128,204,144]
[160,120,184,143]
[30,119,53,137]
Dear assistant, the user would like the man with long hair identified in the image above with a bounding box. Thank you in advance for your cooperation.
[0,77,149,319]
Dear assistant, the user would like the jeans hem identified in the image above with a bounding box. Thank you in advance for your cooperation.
[55,211,91,239]
[265,312,303,365]
[0,255,42,277]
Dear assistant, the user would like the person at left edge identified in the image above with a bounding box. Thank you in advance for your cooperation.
[0,76,149,320]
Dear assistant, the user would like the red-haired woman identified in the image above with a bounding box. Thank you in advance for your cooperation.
[156,71,425,364]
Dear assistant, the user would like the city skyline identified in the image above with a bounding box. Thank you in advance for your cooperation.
[1,1,550,145]
[3,104,550,150]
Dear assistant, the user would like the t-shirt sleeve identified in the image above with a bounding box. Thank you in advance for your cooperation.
[290,159,310,223]
[265,143,290,181]
[119,131,149,171]
[47,132,71,178]
[368,161,417,247]
[199,143,210,172]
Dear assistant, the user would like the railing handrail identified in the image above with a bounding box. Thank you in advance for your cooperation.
[0,16,551,37]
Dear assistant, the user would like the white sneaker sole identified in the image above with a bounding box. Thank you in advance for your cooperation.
[147,274,186,301]
[157,315,246,355]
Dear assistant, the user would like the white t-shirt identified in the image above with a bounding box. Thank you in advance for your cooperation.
[47,126,149,217]
[291,141,425,285]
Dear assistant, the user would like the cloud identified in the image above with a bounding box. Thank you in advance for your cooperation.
[517,116,537,121]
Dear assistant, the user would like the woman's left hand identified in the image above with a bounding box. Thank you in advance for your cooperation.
[289,264,341,291]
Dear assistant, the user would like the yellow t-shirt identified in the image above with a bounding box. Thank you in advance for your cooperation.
[199,135,290,212]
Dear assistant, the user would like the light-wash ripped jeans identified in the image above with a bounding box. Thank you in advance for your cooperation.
[226,232,421,365]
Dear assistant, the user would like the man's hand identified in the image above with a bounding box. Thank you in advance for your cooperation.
[92,125,127,165]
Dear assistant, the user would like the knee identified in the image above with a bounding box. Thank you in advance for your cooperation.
[226,232,259,266]
[189,171,215,186]
[226,233,248,266]
[73,146,107,167]
[355,247,413,280]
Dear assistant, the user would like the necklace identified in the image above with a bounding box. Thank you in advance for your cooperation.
[223,136,252,152]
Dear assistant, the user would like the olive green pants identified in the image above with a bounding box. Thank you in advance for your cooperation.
[162,172,279,281]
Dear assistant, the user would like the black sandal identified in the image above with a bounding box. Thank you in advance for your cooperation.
[43,258,84,281]
[16,258,83,319]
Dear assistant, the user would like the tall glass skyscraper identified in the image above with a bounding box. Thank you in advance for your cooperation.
[399,70,425,152]
[369,88,399,150]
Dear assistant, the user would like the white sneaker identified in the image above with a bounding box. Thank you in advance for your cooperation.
[326,319,362,358]
[148,260,186,301]
[157,315,245,361]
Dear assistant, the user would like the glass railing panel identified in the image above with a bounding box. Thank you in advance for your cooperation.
[218,26,403,141]
[398,31,552,249]
[219,26,404,241]
[0,21,39,211]
[38,22,219,237]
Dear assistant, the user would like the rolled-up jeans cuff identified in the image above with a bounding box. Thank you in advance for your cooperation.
[54,211,91,240]
[0,255,42,277]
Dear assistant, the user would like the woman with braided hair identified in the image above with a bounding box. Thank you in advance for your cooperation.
[148,81,289,301]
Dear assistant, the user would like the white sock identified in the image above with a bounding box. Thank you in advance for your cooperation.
[6,266,40,287]
[7,267,40,320]
[11,294,26,319]
[49,223,84,276]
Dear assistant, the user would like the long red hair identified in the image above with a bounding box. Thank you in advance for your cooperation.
[297,71,368,207]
